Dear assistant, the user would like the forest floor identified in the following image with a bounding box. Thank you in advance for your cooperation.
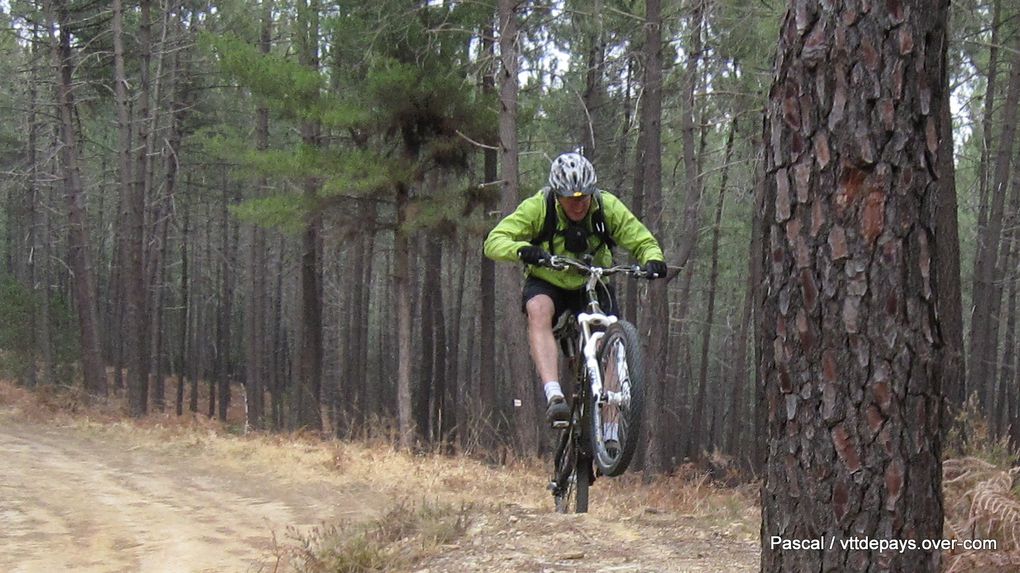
[0,381,760,572]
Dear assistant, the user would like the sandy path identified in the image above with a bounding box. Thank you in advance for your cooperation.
[0,419,380,573]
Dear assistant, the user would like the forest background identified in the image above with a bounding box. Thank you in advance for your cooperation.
[0,0,1015,475]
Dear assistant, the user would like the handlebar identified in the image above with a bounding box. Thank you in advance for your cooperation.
[543,255,653,279]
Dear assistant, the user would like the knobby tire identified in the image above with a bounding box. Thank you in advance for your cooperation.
[554,412,591,513]
[591,320,645,477]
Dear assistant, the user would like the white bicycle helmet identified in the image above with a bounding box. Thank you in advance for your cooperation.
[548,152,597,197]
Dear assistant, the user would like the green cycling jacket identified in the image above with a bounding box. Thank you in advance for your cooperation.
[483,189,664,290]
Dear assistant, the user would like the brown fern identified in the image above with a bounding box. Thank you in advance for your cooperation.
[944,459,1020,572]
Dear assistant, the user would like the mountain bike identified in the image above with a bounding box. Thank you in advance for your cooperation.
[544,255,649,513]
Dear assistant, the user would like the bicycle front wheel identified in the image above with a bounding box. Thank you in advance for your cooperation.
[591,320,645,477]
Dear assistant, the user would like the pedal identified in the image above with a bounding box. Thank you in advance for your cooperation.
[551,420,569,429]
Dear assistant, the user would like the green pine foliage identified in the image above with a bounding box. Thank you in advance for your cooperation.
[0,276,79,380]
[205,0,494,235]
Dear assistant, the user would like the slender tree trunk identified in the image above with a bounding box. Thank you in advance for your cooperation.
[396,184,416,448]
[995,236,1017,436]
[425,234,448,443]
[686,119,734,460]
[935,54,966,417]
[448,235,469,450]
[478,20,499,448]
[216,179,235,422]
[127,0,153,414]
[967,0,1002,403]
[498,0,535,456]
[149,44,186,412]
[48,0,107,397]
[27,36,53,387]
[271,236,287,429]
[356,205,376,429]
[970,30,1020,411]
[177,201,190,417]
[760,2,948,570]
[579,0,607,163]
[295,0,323,431]
[417,234,435,442]
[627,55,647,328]
[728,266,753,459]
[637,0,667,473]
[673,0,706,272]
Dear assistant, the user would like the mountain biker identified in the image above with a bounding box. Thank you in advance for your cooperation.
[483,152,666,428]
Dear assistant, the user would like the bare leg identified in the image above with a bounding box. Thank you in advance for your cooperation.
[525,295,559,386]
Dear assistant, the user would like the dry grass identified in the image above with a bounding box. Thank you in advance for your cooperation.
[267,501,472,573]
[0,378,761,570]
[0,377,762,517]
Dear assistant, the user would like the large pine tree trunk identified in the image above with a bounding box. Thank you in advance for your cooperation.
[49,0,107,397]
[760,2,948,571]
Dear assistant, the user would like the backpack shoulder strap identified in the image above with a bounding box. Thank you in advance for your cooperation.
[531,187,558,252]
[591,190,616,251]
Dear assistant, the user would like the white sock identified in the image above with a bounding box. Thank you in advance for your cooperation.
[544,381,564,403]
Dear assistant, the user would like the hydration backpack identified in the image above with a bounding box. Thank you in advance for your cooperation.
[531,187,616,256]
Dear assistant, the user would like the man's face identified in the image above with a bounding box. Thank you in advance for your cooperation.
[558,194,592,223]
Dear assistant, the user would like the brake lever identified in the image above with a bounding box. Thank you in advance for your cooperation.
[545,256,566,270]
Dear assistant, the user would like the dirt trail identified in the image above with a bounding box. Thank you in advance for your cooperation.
[0,408,759,573]
[0,417,382,573]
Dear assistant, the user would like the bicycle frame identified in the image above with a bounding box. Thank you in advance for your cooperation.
[549,256,645,511]
[553,256,638,420]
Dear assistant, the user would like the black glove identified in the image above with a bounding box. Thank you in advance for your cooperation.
[644,260,667,279]
[518,245,550,266]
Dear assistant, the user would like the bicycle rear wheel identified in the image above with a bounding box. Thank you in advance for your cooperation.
[591,320,645,477]
[553,444,590,513]
[552,423,591,513]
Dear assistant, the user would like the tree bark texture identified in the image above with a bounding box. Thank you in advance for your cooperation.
[295,0,323,431]
[478,21,499,449]
[637,0,668,473]
[760,2,947,571]
[49,0,107,397]
[498,0,536,455]
[395,185,416,449]
[127,0,153,415]
[934,56,964,415]
[687,118,734,460]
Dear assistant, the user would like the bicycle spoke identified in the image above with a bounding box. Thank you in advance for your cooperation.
[591,322,645,477]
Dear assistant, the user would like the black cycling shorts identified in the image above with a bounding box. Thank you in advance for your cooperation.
[521,275,618,324]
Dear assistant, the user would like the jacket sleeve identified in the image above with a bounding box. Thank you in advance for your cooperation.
[483,192,546,262]
[602,192,664,264]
